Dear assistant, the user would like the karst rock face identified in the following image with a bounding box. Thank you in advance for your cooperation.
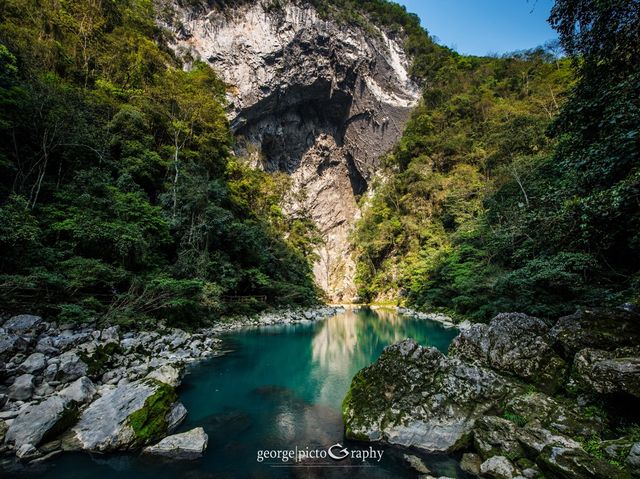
[157,0,420,301]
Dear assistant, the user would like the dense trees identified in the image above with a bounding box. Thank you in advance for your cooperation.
[0,0,319,326]
[355,0,639,320]
[1,0,636,325]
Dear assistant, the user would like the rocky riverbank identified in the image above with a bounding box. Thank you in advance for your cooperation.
[343,307,640,479]
[0,306,342,466]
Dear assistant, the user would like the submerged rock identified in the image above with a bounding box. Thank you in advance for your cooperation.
[142,427,208,460]
[460,452,482,476]
[449,313,566,392]
[342,339,521,452]
[66,379,184,452]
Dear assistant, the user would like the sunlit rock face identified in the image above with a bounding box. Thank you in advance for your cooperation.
[157,1,420,301]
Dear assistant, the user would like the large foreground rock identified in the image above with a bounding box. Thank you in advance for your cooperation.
[549,308,640,358]
[449,313,567,392]
[573,347,640,399]
[142,427,208,460]
[505,392,604,438]
[65,379,185,452]
[342,339,521,452]
[537,445,628,479]
[5,395,78,448]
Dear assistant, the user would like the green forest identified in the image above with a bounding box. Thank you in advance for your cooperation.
[0,0,321,326]
[0,0,638,325]
[354,0,639,320]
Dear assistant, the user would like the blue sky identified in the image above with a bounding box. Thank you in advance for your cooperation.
[396,0,557,56]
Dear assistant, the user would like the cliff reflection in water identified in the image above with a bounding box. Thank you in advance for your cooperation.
[310,307,455,407]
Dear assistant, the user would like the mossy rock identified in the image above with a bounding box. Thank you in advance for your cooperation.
[342,339,522,452]
[126,380,178,447]
[537,444,632,479]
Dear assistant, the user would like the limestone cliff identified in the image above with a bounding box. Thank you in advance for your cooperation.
[157,0,420,301]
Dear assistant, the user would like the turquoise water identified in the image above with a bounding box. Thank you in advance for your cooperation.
[8,307,469,478]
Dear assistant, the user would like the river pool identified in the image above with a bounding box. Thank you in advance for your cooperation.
[9,307,472,479]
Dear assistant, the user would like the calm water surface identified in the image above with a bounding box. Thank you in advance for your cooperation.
[9,308,470,479]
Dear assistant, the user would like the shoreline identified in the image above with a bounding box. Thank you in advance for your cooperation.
[0,305,343,464]
[0,304,463,467]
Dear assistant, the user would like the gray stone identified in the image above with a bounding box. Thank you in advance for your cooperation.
[59,377,96,404]
[57,352,88,382]
[403,453,431,474]
[53,331,91,351]
[506,392,603,438]
[627,442,640,470]
[460,452,482,476]
[449,313,566,392]
[35,336,59,355]
[9,374,35,401]
[342,339,521,452]
[68,379,181,452]
[142,427,208,460]
[100,326,119,343]
[43,363,59,382]
[102,367,125,385]
[573,347,640,399]
[473,416,525,460]
[5,395,77,448]
[537,445,626,479]
[480,455,517,479]
[0,333,30,359]
[19,352,47,374]
[145,364,183,388]
[16,443,40,460]
[34,382,56,397]
[165,402,187,432]
[4,314,42,333]
[516,427,580,456]
[549,308,640,358]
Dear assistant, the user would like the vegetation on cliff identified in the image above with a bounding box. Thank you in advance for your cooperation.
[0,0,320,325]
[354,0,639,320]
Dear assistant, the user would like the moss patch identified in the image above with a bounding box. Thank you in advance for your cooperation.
[80,342,122,378]
[126,380,177,447]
